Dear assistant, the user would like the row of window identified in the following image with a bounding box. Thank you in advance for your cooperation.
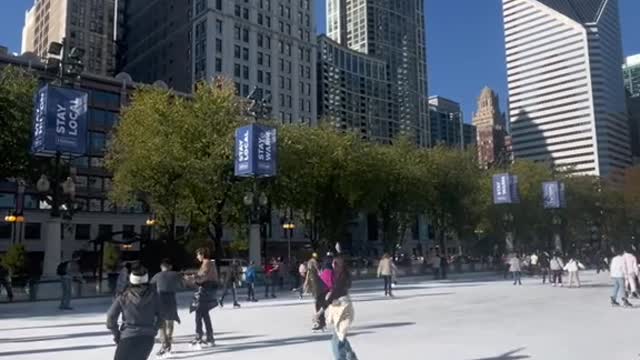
[0,192,145,214]
[0,223,165,241]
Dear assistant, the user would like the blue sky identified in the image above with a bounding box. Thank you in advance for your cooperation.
[1,0,638,121]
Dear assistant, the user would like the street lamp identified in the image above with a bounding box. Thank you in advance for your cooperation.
[283,221,296,264]
[244,190,269,262]
[502,212,514,252]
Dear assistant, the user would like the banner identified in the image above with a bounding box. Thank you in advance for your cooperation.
[31,85,88,156]
[493,173,519,204]
[543,181,566,209]
[234,124,277,177]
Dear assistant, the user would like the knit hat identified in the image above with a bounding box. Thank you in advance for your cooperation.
[129,265,149,285]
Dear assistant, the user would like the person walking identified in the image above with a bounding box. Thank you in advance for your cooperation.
[107,264,162,360]
[58,252,84,310]
[563,256,585,288]
[150,258,183,358]
[298,260,308,300]
[610,249,632,307]
[185,248,219,348]
[219,259,242,308]
[304,253,329,331]
[623,248,639,298]
[509,254,522,286]
[377,253,397,297]
[326,255,358,360]
[245,261,258,302]
[539,252,551,284]
[0,262,14,302]
[264,258,278,299]
[549,253,565,287]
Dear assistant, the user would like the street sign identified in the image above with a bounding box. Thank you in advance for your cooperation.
[543,181,566,209]
[493,173,519,204]
[31,85,88,156]
[234,124,278,177]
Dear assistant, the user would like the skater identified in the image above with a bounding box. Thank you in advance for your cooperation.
[549,252,564,287]
[509,253,522,285]
[107,265,162,360]
[304,253,328,331]
[610,248,632,307]
[150,259,183,358]
[277,257,287,291]
[245,261,258,302]
[623,248,639,298]
[185,248,219,348]
[0,262,13,302]
[57,252,84,310]
[539,252,550,284]
[563,256,585,288]
[264,258,278,299]
[326,255,358,360]
[298,260,308,300]
[219,259,241,308]
[430,252,441,279]
[377,253,397,296]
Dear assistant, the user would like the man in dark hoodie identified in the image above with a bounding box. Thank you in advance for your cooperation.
[150,258,182,357]
[107,264,162,360]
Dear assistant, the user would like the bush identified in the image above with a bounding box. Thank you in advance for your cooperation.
[2,244,28,276]
[103,243,121,272]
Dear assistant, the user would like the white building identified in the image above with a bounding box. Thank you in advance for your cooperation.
[503,0,631,176]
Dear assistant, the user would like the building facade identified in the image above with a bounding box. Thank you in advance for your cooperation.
[623,54,640,98]
[503,0,631,177]
[327,0,429,146]
[428,96,476,149]
[21,0,117,76]
[317,35,392,141]
[473,87,508,168]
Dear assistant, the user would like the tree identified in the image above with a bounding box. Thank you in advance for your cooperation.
[2,244,28,276]
[0,66,38,181]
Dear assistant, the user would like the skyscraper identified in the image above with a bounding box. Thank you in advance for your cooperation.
[473,87,508,168]
[503,0,631,177]
[21,0,117,76]
[624,54,640,98]
[326,0,429,146]
[428,96,476,149]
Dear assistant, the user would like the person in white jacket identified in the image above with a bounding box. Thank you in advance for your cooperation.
[563,257,585,288]
[622,248,639,298]
[610,249,633,307]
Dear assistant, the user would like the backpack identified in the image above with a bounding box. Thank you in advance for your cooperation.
[56,261,69,276]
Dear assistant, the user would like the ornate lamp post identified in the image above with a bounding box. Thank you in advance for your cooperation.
[503,212,514,253]
[244,191,269,263]
[282,220,296,264]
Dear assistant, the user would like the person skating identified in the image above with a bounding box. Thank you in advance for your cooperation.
[264,258,278,299]
[107,264,162,360]
[549,253,564,287]
[298,260,308,300]
[245,261,258,302]
[509,253,522,286]
[377,253,397,297]
[150,259,183,358]
[0,262,14,302]
[57,252,84,310]
[326,255,358,360]
[539,252,551,284]
[304,253,329,331]
[622,248,639,298]
[563,256,585,288]
[185,248,219,348]
[610,248,632,307]
[219,259,242,308]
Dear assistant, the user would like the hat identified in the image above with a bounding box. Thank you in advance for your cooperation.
[129,265,149,285]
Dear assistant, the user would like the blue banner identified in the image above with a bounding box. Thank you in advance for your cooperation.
[234,124,277,177]
[493,173,519,204]
[31,85,88,156]
[543,181,566,209]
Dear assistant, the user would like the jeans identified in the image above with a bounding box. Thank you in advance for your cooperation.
[114,335,155,360]
[247,282,256,301]
[383,276,393,295]
[552,270,563,285]
[331,331,357,360]
[541,268,549,284]
[220,281,238,304]
[264,277,275,298]
[612,277,625,301]
[195,309,214,341]
[512,271,522,285]
[0,278,13,301]
[59,277,72,309]
[160,320,175,347]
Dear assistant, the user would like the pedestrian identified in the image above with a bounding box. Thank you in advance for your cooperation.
[509,253,522,286]
[107,264,162,360]
[277,257,287,291]
[245,261,258,302]
[539,252,551,284]
[219,259,241,308]
[304,253,329,331]
[298,260,308,300]
[549,252,564,287]
[377,253,397,297]
[563,256,585,288]
[530,252,539,276]
[57,251,84,310]
[150,258,183,358]
[610,248,632,307]
[326,255,358,360]
[184,247,219,348]
[431,252,441,279]
[0,261,14,302]
[264,258,278,299]
[622,247,639,298]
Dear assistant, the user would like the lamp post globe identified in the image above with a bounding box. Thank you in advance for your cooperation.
[36,175,50,193]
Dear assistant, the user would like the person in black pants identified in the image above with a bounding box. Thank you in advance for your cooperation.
[0,264,13,302]
[185,248,219,348]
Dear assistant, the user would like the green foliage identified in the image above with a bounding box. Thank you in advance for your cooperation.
[2,244,28,276]
[103,243,120,272]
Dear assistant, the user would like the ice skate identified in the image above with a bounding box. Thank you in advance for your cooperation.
[623,298,633,308]
[611,297,621,307]
[156,344,172,359]
[233,302,241,308]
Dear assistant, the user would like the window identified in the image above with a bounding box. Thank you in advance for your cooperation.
[122,225,135,241]
[234,25,241,40]
[258,13,263,25]
[216,19,223,33]
[243,65,249,80]
[242,84,250,97]
[243,8,249,19]
[234,45,241,58]
[242,47,249,61]
[99,224,113,239]
[25,223,41,240]
[257,51,263,65]
[242,28,249,42]
[234,63,241,77]
[196,0,206,14]
[0,223,11,239]
[266,72,271,85]
[234,5,241,17]
[215,58,222,72]
[89,199,102,212]
[88,176,102,191]
[216,38,222,52]
[76,224,91,240]
[0,193,15,209]
[258,70,264,83]
[90,132,106,153]
[216,0,222,10]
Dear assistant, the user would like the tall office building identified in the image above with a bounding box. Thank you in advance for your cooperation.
[428,96,476,149]
[473,87,508,168]
[326,0,429,146]
[21,0,117,76]
[503,0,631,177]
[624,54,640,98]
